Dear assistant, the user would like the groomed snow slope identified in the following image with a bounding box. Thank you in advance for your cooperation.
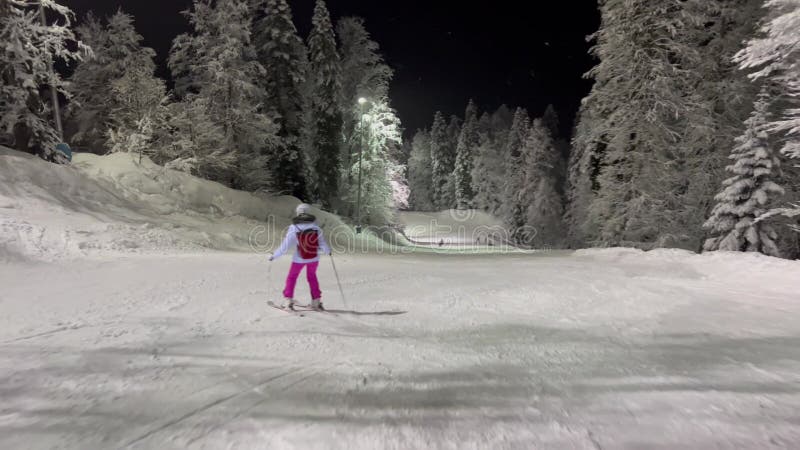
[398,210,506,245]
[1,148,799,449]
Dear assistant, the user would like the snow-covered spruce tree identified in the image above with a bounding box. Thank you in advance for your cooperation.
[336,16,395,216]
[773,157,800,255]
[306,0,343,209]
[703,94,784,256]
[583,0,712,249]
[540,104,568,190]
[105,52,167,159]
[68,11,156,154]
[541,104,560,140]
[521,119,565,247]
[735,0,800,227]
[64,12,104,148]
[343,99,403,224]
[501,107,530,236]
[471,112,505,214]
[454,100,479,209]
[252,0,309,199]
[1,0,87,157]
[682,0,766,247]
[442,115,462,208]
[407,129,435,211]
[337,17,392,108]
[169,37,203,100]
[564,99,604,247]
[398,135,412,167]
[168,0,278,190]
[484,105,514,217]
[490,104,514,151]
[158,97,238,178]
[429,111,454,209]
[567,0,763,250]
[106,65,167,159]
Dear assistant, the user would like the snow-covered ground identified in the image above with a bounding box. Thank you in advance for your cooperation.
[1,148,799,449]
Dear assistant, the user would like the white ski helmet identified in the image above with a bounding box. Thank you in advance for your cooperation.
[295,203,311,216]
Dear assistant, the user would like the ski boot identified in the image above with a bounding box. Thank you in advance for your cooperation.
[283,298,296,311]
[311,298,325,311]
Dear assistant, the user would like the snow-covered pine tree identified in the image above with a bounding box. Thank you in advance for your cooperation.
[336,16,396,216]
[398,135,412,167]
[488,106,514,192]
[454,100,479,209]
[167,0,278,190]
[429,111,452,209]
[407,129,435,211]
[306,0,343,209]
[520,119,565,247]
[490,104,514,151]
[68,10,156,154]
[471,112,504,214]
[442,115,462,208]
[703,94,784,256]
[343,99,403,224]
[64,12,104,148]
[541,104,560,140]
[566,0,764,250]
[501,107,530,236]
[104,22,166,160]
[252,0,309,199]
[773,155,800,255]
[337,17,392,109]
[679,0,765,249]
[564,100,603,247]
[583,0,712,249]
[105,61,166,159]
[169,37,203,100]
[541,104,569,188]
[479,105,515,217]
[735,0,800,226]
[1,0,87,158]
[158,97,237,178]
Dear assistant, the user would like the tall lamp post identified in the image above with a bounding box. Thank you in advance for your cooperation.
[355,97,368,234]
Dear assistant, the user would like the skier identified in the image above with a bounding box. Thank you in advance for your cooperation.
[269,203,331,311]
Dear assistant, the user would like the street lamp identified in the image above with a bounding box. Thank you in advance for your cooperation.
[355,98,368,234]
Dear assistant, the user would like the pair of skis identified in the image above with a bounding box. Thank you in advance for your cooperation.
[267,301,332,317]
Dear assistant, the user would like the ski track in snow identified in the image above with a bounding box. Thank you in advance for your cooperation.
[1,250,799,449]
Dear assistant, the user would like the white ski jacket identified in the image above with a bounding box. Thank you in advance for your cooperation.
[272,222,331,264]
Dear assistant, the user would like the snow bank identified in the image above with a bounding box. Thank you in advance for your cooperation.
[0,147,378,261]
[574,247,799,299]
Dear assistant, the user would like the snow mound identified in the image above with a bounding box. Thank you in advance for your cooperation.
[0,147,365,261]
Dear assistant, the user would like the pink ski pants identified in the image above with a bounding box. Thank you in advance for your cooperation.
[283,261,321,300]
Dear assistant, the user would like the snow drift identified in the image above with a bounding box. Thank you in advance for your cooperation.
[0,147,356,261]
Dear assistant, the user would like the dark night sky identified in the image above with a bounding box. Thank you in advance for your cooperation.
[62,1,600,137]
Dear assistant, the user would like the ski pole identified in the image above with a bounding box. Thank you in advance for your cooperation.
[329,254,348,309]
[267,252,273,301]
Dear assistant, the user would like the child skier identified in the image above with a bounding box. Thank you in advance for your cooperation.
[269,203,331,311]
